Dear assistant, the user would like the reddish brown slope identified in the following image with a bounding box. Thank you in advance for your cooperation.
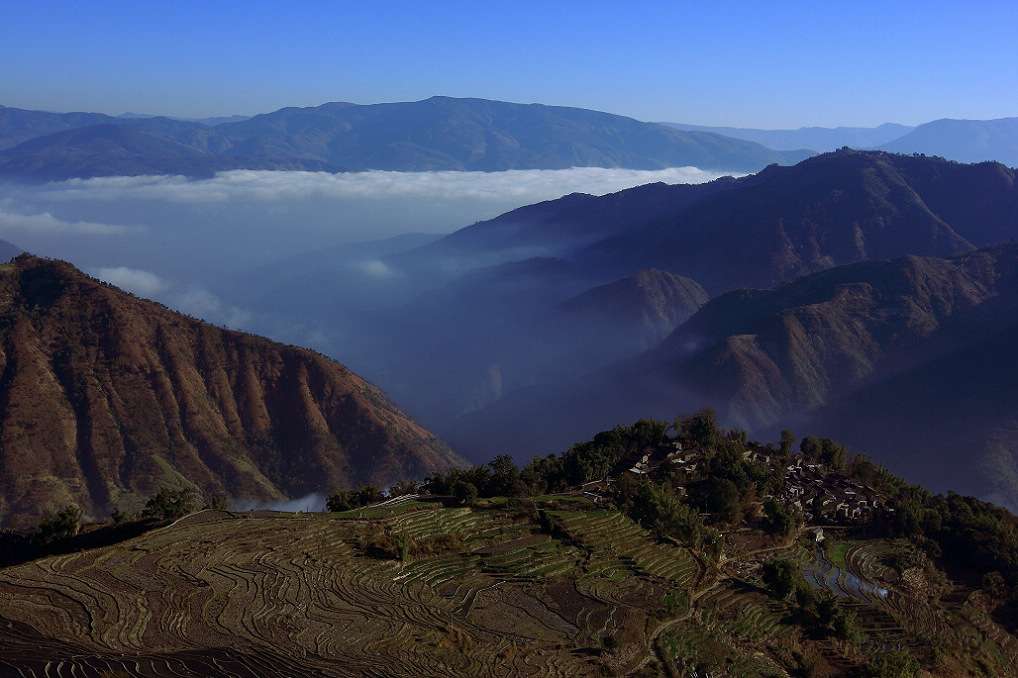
[0,255,463,529]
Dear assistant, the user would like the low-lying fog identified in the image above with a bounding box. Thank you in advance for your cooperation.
[1,166,730,462]
[0,166,724,331]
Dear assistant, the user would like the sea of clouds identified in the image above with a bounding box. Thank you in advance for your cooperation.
[0,167,730,330]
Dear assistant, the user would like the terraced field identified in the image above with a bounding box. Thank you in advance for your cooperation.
[2,508,1016,677]
[0,507,700,677]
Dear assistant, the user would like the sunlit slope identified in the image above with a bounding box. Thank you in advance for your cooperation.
[0,256,462,529]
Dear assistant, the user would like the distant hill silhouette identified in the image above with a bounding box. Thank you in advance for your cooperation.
[0,239,21,262]
[0,255,462,529]
[0,123,339,179]
[0,105,114,151]
[879,118,1018,167]
[661,121,914,152]
[0,98,811,180]
[663,118,1018,168]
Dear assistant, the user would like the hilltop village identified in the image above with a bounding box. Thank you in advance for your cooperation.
[618,440,891,526]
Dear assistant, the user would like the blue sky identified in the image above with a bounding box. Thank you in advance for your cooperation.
[1,0,1016,128]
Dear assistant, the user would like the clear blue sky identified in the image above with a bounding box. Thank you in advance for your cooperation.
[2,0,1015,128]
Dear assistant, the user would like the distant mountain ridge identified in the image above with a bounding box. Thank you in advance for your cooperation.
[878,117,1018,167]
[0,255,463,529]
[663,117,1018,167]
[660,121,914,152]
[0,98,810,180]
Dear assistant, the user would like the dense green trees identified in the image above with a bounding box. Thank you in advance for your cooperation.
[326,484,384,512]
[612,475,715,547]
[800,436,847,471]
[425,419,671,501]
[29,505,82,547]
[763,497,800,537]
[762,558,858,642]
[141,488,197,521]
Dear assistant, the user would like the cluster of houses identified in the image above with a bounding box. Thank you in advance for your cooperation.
[579,441,893,528]
[779,460,890,523]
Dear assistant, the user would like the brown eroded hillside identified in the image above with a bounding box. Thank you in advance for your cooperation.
[0,255,463,529]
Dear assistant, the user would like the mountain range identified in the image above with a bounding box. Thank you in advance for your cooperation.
[3,147,1018,520]
[237,150,1018,510]
[0,255,462,529]
[0,98,809,180]
[4,100,1016,184]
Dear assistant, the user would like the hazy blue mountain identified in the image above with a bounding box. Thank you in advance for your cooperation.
[557,268,708,353]
[417,149,1011,298]
[577,149,1012,293]
[0,98,812,179]
[657,244,1018,509]
[0,123,340,179]
[660,121,914,151]
[879,117,1018,167]
[448,244,1018,511]
[0,239,22,262]
[118,112,251,126]
[0,105,116,151]
[334,152,1018,478]
[210,97,811,172]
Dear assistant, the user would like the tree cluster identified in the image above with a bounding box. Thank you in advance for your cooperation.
[612,474,717,549]
[29,505,82,548]
[762,558,858,642]
[140,487,197,522]
[326,483,385,512]
[424,420,669,502]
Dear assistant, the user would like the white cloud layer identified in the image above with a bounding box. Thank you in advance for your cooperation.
[50,166,727,204]
[0,207,133,235]
[230,493,327,513]
[93,266,167,296]
[90,266,253,330]
[1,166,735,338]
[1,167,733,280]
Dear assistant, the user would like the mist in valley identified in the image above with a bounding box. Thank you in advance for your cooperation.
[0,166,730,464]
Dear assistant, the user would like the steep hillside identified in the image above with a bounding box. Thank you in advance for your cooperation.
[444,244,1018,510]
[559,268,708,352]
[0,255,462,529]
[659,247,1014,423]
[394,150,1015,298]
[579,149,991,293]
[636,244,1018,506]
